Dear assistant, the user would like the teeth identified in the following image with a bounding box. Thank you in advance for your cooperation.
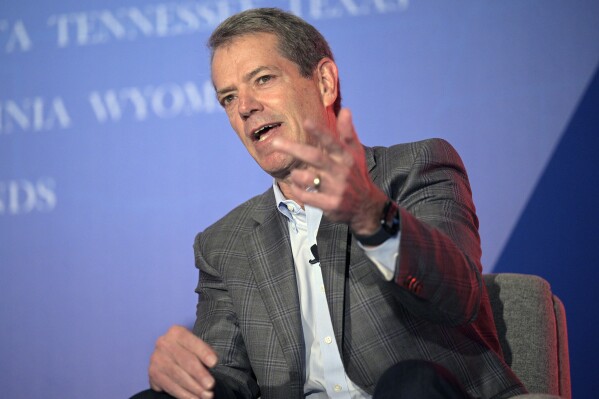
[253,123,279,140]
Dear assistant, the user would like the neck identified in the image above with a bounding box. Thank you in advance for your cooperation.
[275,177,304,209]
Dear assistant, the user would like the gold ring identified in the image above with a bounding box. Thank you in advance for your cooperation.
[313,176,321,190]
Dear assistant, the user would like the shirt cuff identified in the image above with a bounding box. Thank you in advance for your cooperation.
[358,232,400,281]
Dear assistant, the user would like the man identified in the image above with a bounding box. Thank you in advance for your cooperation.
[136,8,526,399]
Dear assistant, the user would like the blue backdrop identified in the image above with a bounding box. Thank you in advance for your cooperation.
[1,1,597,397]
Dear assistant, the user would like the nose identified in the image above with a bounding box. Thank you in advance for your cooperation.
[237,90,262,120]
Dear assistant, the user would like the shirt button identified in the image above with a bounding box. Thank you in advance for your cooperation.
[334,384,342,392]
[324,336,332,344]
[320,285,325,292]
[287,204,295,212]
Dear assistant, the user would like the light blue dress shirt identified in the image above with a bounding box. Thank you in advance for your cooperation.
[273,182,400,398]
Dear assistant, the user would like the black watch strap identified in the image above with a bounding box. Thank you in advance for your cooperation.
[354,200,400,246]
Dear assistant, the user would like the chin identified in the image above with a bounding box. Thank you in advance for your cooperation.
[259,156,302,180]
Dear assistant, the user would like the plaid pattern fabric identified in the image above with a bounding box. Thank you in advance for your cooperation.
[192,139,527,399]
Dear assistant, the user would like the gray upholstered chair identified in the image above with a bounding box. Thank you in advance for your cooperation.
[483,274,571,399]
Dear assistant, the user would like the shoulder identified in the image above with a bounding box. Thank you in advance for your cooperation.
[369,138,462,166]
[367,138,469,199]
[367,138,465,176]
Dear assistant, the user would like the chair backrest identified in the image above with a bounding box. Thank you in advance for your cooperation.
[483,274,571,398]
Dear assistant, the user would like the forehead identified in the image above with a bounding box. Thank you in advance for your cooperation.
[214,31,280,55]
[211,33,285,77]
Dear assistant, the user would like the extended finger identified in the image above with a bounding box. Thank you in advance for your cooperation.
[289,184,344,215]
[271,137,329,170]
[303,119,345,155]
[287,168,326,192]
[286,168,348,210]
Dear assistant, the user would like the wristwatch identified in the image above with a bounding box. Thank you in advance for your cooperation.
[354,200,400,246]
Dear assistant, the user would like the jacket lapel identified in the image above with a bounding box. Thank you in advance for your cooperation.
[244,190,305,393]
[317,217,349,351]
[365,146,379,186]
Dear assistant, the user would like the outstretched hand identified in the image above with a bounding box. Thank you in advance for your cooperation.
[272,108,387,236]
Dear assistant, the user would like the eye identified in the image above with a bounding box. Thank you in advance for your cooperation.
[257,75,273,85]
[220,94,236,107]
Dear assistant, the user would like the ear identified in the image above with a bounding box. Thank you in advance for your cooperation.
[315,58,339,108]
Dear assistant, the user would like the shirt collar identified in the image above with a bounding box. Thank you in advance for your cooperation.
[272,180,323,237]
[273,180,301,232]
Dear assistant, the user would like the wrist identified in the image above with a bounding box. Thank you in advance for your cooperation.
[353,199,400,246]
[349,187,387,235]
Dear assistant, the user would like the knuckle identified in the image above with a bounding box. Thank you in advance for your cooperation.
[148,353,168,379]
[149,351,159,366]
[148,364,164,388]
[345,154,355,166]
[182,357,201,376]
[155,335,168,350]
[148,366,159,382]
[168,325,184,336]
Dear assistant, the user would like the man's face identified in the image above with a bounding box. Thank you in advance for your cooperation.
[211,33,333,179]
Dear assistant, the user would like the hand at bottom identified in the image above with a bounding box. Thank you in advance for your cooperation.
[149,325,218,399]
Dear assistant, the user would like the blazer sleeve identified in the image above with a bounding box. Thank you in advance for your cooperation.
[382,138,484,327]
[192,233,260,399]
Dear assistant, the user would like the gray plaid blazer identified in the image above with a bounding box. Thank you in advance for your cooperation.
[192,139,526,399]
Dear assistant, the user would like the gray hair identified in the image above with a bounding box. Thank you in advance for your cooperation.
[208,8,341,115]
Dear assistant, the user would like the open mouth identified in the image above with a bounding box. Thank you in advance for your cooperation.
[252,123,282,142]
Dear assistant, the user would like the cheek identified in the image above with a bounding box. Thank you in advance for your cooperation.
[226,108,238,125]
[295,87,323,115]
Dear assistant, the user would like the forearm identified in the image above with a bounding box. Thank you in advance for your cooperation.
[392,206,482,326]
[364,139,484,326]
[358,206,482,326]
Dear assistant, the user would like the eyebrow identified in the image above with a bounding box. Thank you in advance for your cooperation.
[215,65,277,96]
